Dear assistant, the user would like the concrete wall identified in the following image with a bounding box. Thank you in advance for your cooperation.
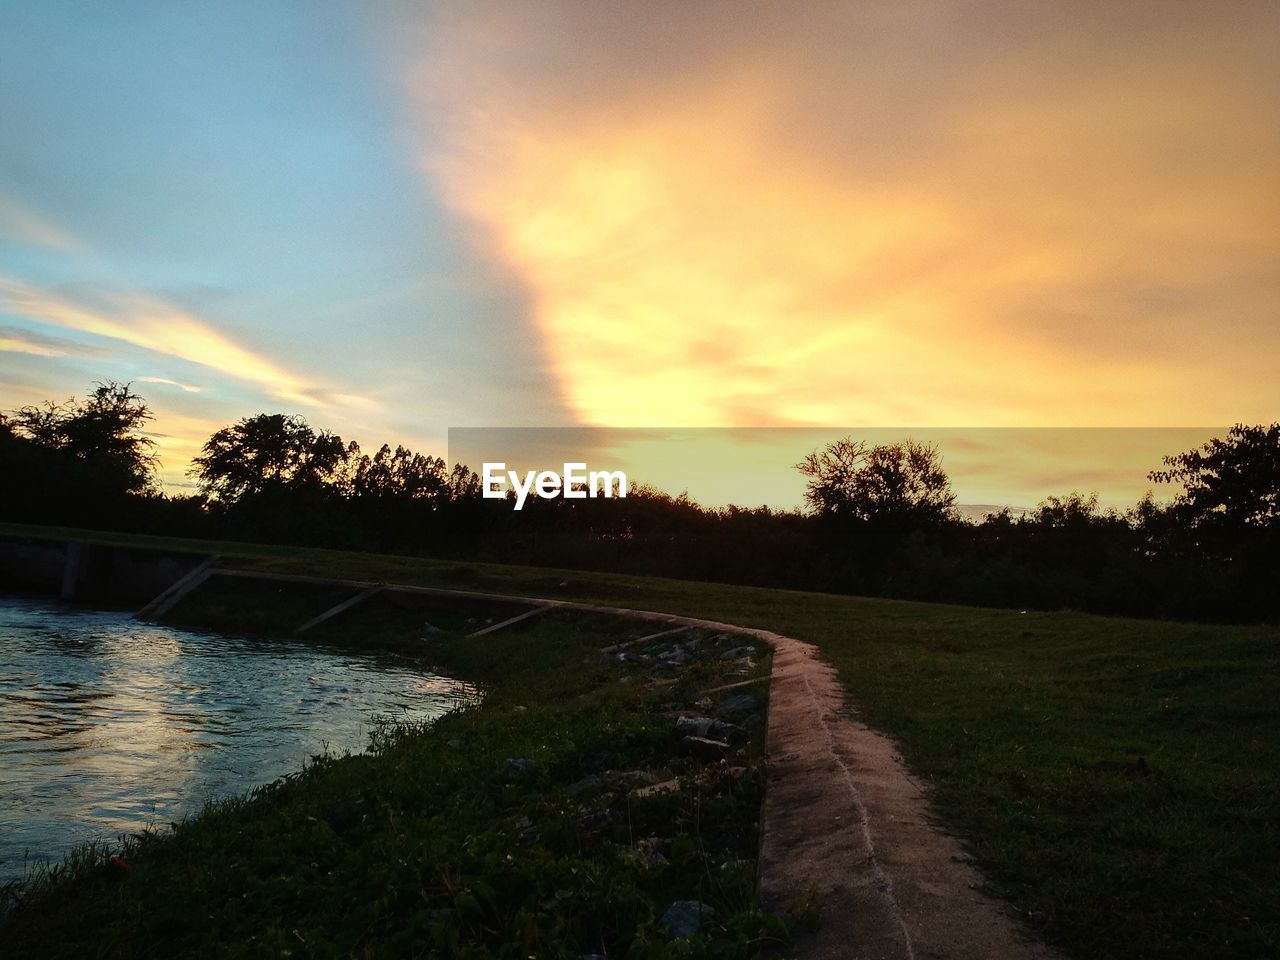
[0,536,211,605]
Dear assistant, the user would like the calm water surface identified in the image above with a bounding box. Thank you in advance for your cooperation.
[0,594,477,885]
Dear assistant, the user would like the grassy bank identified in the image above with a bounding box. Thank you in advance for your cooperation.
[4,522,1279,958]
[2,587,781,958]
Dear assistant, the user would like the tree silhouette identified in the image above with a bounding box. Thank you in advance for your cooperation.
[10,382,157,494]
[192,413,350,503]
[351,444,450,503]
[796,437,956,526]
[1150,424,1280,531]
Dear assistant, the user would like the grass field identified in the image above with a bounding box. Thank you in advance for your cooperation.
[2,522,1278,959]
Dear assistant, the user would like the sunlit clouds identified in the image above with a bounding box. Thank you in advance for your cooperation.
[137,409,233,491]
[409,2,1280,429]
[0,277,372,410]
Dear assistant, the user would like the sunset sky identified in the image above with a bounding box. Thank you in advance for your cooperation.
[1,2,1276,503]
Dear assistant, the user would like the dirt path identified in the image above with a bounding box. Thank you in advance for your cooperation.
[758,632,1064,960]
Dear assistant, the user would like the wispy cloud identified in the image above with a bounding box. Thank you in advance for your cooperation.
[0,195,79,251]
[0,276,376,410]
[0,324,105,359]
[136,375,203,393]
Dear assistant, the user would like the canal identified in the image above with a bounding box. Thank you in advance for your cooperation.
[0,594,476,886]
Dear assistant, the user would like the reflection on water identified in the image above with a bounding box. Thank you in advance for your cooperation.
[0,594,476,885]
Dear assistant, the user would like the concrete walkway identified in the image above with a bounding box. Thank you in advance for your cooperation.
[758,633,1064,960]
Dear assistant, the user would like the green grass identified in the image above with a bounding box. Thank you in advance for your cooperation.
[1,595,781,958]
[4,522,1279,958]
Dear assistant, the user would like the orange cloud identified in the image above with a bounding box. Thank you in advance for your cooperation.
[407,3,1280,429]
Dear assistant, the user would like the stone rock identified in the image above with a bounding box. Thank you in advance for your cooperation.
[505,813,538,844]
[681,735,730,761]
[630,778,681,799]
[679,715,746,741]
[676,715,715,737]
[576,808,613,828]
[718,693,759,715]
[635,836,670,866]
[715,720,747,741]
[566,775,602,796]
[661,900,716,938]
[581,749,616,773]
[503,757,536,780]
[604,769,654,788]
[623,836,670,869]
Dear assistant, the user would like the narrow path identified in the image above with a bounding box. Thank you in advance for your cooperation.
[759,633,1064,960]
[156,571,1064,959]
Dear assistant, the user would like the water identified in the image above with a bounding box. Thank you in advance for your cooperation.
[0,594,477,886]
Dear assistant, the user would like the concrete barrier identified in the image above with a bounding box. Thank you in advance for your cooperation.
[0,535,212,605]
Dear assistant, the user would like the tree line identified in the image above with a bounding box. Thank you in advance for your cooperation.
[3,381,1277,623]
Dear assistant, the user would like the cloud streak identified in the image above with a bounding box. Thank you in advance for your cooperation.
[136,375,203,393]
[0,324,105,359]
[0,276,371,410]
[0,195,79,251]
